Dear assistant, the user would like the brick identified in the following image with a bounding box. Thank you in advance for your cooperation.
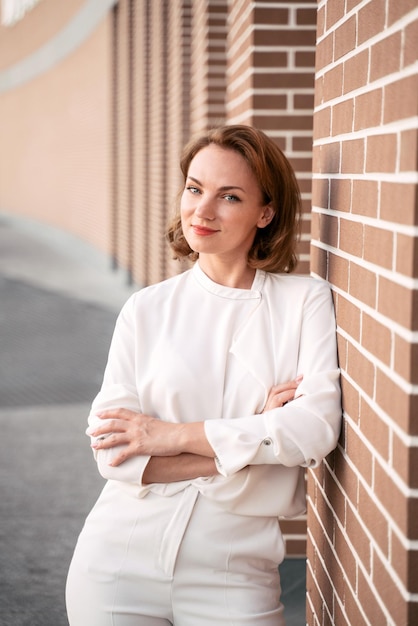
[363,224,393,269]
[370,32,402,82]
[253,7,289,24]
[280,518,307,536]
[253,29,316,47]
[357,567,387,625]
[334,16,356,61]
[380,182,418,225]
[354,89,383,131]
[346,341,375,398]
[252,94,287,110]
[253,51,288,69]
[361,312,392,366]
[393,432,418,490]
[337,333,348,371]
[336,294,360,342]
[394,334,418,383]
[378,275,415,328]
[357,0,386,45]
[384,74,418,124]
[315,486,335,542]
[332,98,353,136]
[284,537,307,556]
[349,261,377,309]
[373,549,408,625]
[358,483,389,556]
[340,372,360,423]
[314,75,324,107]
[252,114,314,131]
[294,93,314,110]
[253,72,314,89]
[341,138,365,174]
[408,603,418,626]
[366,134,397,173]
[359,396,389,461]
[289,156,313,173]
[317,141,341,174]
[351,180,378,218]
[324,464,346,526]
[376,368,410,431]
[313,107,331,139]
[335,524,357,591]
[404,18,418,68]
[346,422,373,486]
[395,233,417,276]
[310,243,327,279]
[333,600,350,626]
[343,581,369,626]
[400,128,418,172]
[375,458,410,536]
[317,212,338,247]
[345,505,371,571]
[388,0,418,26]
[296,8,317,26]
[330,178,351,212]
[391,532,418,594]
[326,0,345,30]
[343,49,369,94]
[409,495,418,538]
[292,136,313,152]
[306,549,332,622]
[346,0,363,9]
[315,32,333,71]
[322,64,343,101]
[295,51,316,68]
[339,218,363,257]
[316,5,325,38]
[328,251,349,291]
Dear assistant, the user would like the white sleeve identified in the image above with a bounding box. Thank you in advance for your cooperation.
[204,281,342,476]
[86,294,151,484]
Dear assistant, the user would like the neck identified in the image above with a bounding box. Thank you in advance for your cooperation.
[198,256,256,289]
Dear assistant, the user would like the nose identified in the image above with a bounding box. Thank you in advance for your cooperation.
[194,196,216,220]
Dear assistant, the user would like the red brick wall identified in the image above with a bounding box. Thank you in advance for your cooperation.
[227,0,317,276]
[309,1,418,623]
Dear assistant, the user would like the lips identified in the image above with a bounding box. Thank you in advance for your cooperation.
[191,225,219,236]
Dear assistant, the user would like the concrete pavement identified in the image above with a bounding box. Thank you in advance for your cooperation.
[0,212,306,625]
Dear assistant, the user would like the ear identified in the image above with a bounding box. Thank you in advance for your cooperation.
[257,204,274,229]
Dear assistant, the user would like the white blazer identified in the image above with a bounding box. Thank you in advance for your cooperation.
[88,262,342,518]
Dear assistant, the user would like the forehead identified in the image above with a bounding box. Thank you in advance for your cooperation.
[188,144,255,180]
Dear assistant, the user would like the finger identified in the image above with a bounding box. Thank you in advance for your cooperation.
[91,432,130,449]
[108,447,136,466]
[96,408,133,421]
[88,419,128,437]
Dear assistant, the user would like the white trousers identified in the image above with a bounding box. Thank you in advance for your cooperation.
[66,481,286,626]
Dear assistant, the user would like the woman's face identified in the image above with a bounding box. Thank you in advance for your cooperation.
[180,144,273,264]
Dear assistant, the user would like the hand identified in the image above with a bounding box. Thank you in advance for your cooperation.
[88,409,184,466]
[262,375,303,413]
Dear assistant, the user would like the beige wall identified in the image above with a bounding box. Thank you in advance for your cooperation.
[0,1,114,252]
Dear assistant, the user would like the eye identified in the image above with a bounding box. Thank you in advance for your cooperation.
[186,185,201,195]
[223,193,240,203]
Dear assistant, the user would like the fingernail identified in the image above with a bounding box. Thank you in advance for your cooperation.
[295,374,303,383]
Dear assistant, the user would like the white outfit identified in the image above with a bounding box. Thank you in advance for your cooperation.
[66,262,341,625]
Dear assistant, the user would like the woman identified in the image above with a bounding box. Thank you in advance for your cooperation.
[66,125,341,625]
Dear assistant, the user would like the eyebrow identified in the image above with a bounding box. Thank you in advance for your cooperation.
[187,176,245,193]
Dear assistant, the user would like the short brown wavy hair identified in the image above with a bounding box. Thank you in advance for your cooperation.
[166,124,301,273]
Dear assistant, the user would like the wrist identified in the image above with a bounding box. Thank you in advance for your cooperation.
[177,422,215,458]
